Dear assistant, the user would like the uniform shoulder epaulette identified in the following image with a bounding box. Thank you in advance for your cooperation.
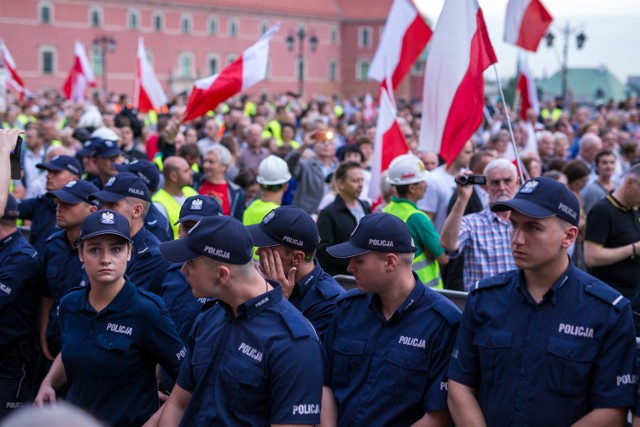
[45,230,65,242]
[136,287,167,309]
[336,288,365,303]
[280,309,312,340]
[584,280,629,311]
[431,296,462,325]
[316,277,344,299]
[469,272,514,293]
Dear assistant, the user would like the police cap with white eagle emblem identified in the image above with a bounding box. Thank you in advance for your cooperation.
[175,195,223,225]
[89,172,151,203]
[246,205,319,252]
[78,209,132,244]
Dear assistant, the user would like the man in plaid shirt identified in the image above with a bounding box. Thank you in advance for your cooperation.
[440,158,519,290]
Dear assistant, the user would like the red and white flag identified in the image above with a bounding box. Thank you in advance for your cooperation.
[419,0,497,165]
[363,92,376,123]
[0,40,27,97]
[134,37,167,113]
[63,41,96,102]
[504,0,552,52]
[368,0,432,90]
[369,84,409,203]
[516,56,540,120]
[183,23,280,123]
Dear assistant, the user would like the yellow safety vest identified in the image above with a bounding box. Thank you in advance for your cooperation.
[152,187,198,239]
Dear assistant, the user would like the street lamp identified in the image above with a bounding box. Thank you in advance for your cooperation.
[286,27,318,97]
[545,23,586,106]
[92,34,116,95]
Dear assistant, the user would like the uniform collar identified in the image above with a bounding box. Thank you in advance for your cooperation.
[291,259,322,301]
[516,258,575,306]
[0,230,21,251]
[370,274,424,321]
[234,280,283,318]
[77,278,136,313]
[131,226,150,255]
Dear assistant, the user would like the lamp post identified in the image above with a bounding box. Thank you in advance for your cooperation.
[92,34,116,95]
[545,23,586,106]
[286,27,318,98]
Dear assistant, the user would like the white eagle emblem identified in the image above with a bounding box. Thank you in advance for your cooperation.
[106,176,117,187]
[191,199,204,211]
[65,180,78,188]
[519,180,539,194]
[100,211,115,225]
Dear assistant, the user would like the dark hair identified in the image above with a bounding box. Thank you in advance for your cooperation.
[219,135,238,156]
[177,143,200,160]
[546,158,567,172]
[595,149,615,166]
[395,184,411,198]
[334,161,362,183]
[340,145,364,163]
[234,168,258,190]
[281,123,296,133]
[355,136,373,147]
[562,160,591,183]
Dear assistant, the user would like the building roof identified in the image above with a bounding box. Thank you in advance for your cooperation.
[537,67,634,102]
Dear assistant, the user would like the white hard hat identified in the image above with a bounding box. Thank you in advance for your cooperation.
[386,154,429,185]
[91,126,120,142]
[257,155,291,186]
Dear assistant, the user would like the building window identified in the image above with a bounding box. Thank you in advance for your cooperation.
[330,26,339,44]
[128,10,139,30]
[229,18,238,37]
[39,2,52,24]
[227,54,237,65]
[208,16,217,35]
[358,27,372,49]
[356,59,370,81]
[260,20,268,35]
[178,53,194,78]
[90,7,102,27]
[208,56,219,75]
[181,14,192,34]
[41,48,55,75]
[91,44,103,76]
[329,60,338,82]
[153,12,163,32]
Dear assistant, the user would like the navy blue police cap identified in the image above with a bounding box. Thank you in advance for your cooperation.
[36,155,83,176]
[159,216,253,265]
[2,194,19,220]
[175,195,223,225]
[115,160,160,193]
[90,172,151,203]
[327,213,416,258]
[78,209,132,244]
[92,137,122,159]
[246,205,319,252]
[491,176,580,227]
[77,138,99,157]
[46,179,99,205]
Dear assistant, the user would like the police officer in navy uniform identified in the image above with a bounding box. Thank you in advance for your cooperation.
[89,172,169,295]
[40,179,99,361]
[86,137,123,190]
[18,155,82,256]
[115,160,172,242]
[152,216,323,426]
[447,176,637,426]
[321,213,461,427]
[0,195,41,419]
[34,209,185,427]
[247,205,344,340]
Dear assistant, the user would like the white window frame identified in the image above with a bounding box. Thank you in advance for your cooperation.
[39,1,52,24]
[358,26,373,49]
[89,6,102,28]
[181,13,192,34]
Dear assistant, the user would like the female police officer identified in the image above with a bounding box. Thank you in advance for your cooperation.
[34,209,185,427]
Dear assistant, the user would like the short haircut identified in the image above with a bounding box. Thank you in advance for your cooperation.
[623,163,640,181]
[207,144,232,167]
[178,143,200,159]
[595,149,616,166]
[341,145,364,163]
[561,160,591,183]
[334,161,362,183]
[355,136,372,147]
[234,168,258,190]
[125,196,150,219]
[281,123,296,133]
[483,158,517,177]
[469,150,495,173]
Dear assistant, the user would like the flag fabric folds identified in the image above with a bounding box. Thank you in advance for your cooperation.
[63,41,96,102]
[0,40,27,97]
[516,56,540,120]
[368,0,432,90]
[134,37,167,113]
[419,0,497,165]
[504,0,553,52]
[183,23,280,123]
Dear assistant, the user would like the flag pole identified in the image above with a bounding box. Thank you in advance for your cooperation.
[493,64,526,185]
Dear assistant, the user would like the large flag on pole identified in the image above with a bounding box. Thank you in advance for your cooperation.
[0,40,27,97]
[504,0,552,52]
[516,56,540,120]
[368,0,432,90]
[183,23,280,123]
[134,37,167,113]
[62,41,96,102]
[419,0,497,165]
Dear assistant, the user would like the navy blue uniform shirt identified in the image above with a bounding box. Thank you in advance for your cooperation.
[0,231,40,346]
[289,259,344,341]
[145,204,172,242]
[18,196,57,256]
[60,279,185,427]
[448,262,637,426]
[323,276,460,427]
[177,283,323,426]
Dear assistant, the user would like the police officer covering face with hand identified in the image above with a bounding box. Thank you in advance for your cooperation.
[447,176,637,426]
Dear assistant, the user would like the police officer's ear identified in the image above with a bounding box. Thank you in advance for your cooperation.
[290,250,305,267]
[131,202,144,219]
[558,219,579,249]
[88,204,98,214]
[383,253,400,272]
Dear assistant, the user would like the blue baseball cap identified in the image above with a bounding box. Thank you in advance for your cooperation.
[46,179,100,205]
[37,155,83,176]
[159,216,253,264]
[327,213,416,258]
[176,195,223,225]
[246,206,319,252]
[115,160,160,193]
[78,209,132,244]
[77,138,99,157]
[92,137,122,158]
[90,172,151,203]
[491,176,580,227]
[2,194,19,220]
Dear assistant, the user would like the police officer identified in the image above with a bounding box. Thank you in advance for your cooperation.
[383,154,448,288]
[247,205,344,340]
[89,172,169,295]
[40,179,99,361]
[115,159,172,242]
[86,137,123,189]
[18,155,82,255]
[34,210,185,427]
[153,216,323,426]
[0,195,41,419]
[447,176,637,426]
[321,213,460,426]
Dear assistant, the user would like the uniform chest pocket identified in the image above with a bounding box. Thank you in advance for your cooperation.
[473,329,512,385]
[222,356,267,413]
[332,337,366,387]
[384,348,429,400]
[93,334,134,378]
[545,337,597,396]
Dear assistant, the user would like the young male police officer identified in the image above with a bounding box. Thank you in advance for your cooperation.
[447,176,637,426]
[154,216,323,426]
[247,205,344,340]
[322,213,461,427]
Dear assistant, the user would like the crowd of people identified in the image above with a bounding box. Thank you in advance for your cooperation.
[0,87,640,426]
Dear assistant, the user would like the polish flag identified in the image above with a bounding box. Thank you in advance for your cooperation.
[504,0,553,52]
[369,84,409,203]
[368,0,432,90]
[363,92,376,123]
[0,40,27,97]
[516,56,540,120]
[63,41,96,102]
[134,37,167,113]
[183,23,280,123]
[419,0,497,165]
